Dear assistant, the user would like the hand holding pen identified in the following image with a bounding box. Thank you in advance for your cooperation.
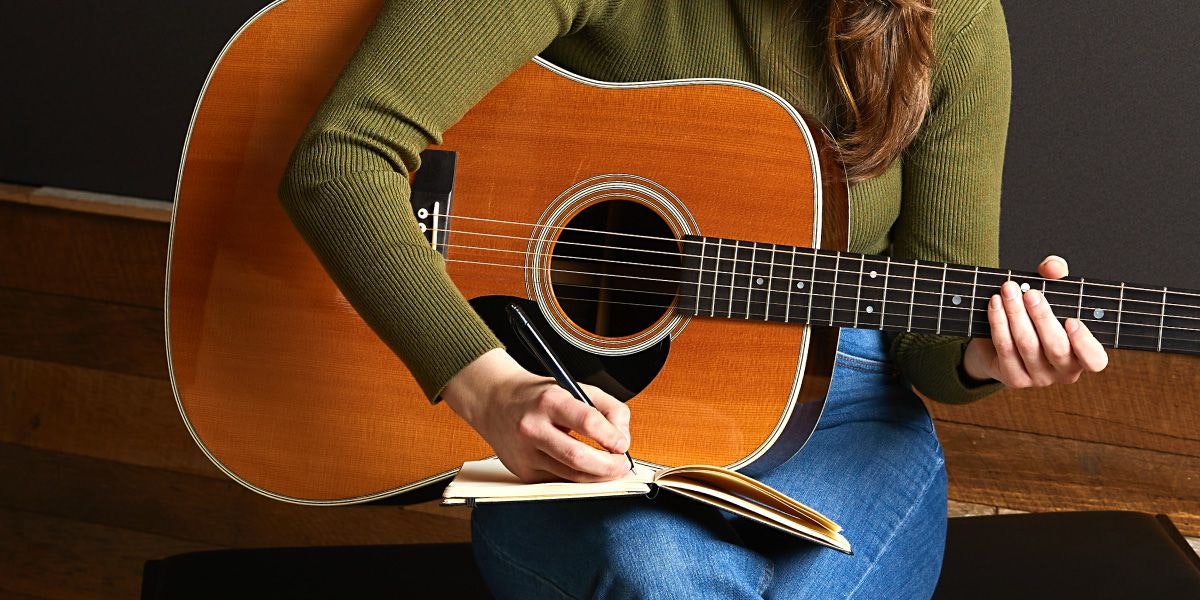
[438,306,634,484]
[508,303,636,472]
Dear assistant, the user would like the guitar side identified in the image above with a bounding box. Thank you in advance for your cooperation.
[167,0,847,504]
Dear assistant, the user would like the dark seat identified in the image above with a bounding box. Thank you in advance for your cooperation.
[934,511,1200,599]
[142,511,1200,599]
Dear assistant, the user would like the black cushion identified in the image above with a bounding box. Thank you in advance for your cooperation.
[141,543,491,599]
[143,511,1200,599]
[934,511,1200,599]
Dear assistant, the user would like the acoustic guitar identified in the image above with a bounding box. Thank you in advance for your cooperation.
[167,0,1200,505]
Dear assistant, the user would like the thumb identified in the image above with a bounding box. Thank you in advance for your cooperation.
[1037,255,1069,280]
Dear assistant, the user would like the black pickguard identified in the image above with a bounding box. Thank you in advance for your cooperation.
[470,296,669,402]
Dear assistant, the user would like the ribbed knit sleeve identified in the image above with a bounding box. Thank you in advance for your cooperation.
[278,0,624,401]
[889,0,1011,404]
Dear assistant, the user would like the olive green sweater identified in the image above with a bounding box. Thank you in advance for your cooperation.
[278,0,1010,403]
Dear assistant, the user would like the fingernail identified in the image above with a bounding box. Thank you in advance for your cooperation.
[1065,318,1079,333]
[1002,282,1019,299]
[990,294,1001,309]
[1026,289,1042,306]
[616,435,630,453]
[1041,255,1068,274]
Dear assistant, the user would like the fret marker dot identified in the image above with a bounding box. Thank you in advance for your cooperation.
[756,277,764,285]
[1094,308,1105,319]
[1020,282,1031,293]
[952,295,962,305]
[869,270,878,279]
[866,305,874,313]
[796,282,805,290]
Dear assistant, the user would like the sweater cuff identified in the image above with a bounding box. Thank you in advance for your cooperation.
[890,333,1004,404]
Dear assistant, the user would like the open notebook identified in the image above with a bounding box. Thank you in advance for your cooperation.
[442,459,851,554]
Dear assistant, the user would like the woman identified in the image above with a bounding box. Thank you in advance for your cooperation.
[279,0,1108,597]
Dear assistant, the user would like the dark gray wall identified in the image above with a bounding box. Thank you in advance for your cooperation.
[0,1,268,199]
[1001,2,1200,289]
[1,1,1197,289]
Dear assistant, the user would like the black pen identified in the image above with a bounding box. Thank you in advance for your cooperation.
[506,303,635,471]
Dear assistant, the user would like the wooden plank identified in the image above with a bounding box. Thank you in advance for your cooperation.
[0,355,215,477]
[939,421,1200,535]
[930,349,1200,457]
[946,500,999,518]
[0,442,471,548]
[0,288,167,379]
[0,202,168,308]
[0,507,215,600]
[0,182,172,223]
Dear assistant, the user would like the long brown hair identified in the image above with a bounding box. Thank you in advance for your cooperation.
[824,0,935,183]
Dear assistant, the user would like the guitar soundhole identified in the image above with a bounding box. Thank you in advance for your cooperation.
[550,200,681,338]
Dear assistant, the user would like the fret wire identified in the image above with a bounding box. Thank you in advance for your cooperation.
[728,240,738,318]
[969,266,979,337]
[830,252,841,326]
[936,263,947,335]
[765,244,776,322]
[1159,287,1168,352]
[709,239,720,317]
[1116,282,1126,349]
[807,249,817,327]
[853,255,865,328]
[908,259,918,332]
[742,242,752,319]
[1077,278,1084,321]
[786,242,796,323]
[881,256,892,327]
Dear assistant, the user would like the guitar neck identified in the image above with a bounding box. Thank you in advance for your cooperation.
[676,235,1200,356]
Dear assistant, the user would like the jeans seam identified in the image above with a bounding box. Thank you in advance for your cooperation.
[756,559,775,596]
[834,354,895,375]
[842,456,945,600]
[472,518,578,600]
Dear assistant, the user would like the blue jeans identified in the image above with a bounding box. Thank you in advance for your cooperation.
[471,328,948,599]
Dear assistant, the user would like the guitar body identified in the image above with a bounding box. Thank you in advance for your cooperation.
[168,0,847,504]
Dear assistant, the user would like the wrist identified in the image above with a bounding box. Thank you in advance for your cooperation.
[961,338,995,383]
[441,348,526,425]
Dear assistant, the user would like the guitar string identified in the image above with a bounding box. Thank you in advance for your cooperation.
[540,286,1198,344]
[436,240,1200,325]
[429,214,1200,303]
[442,256,1200,339]
[436,213,1200,300]
[452,247,1200,330]
[459,228,1198,312]
[450,230,1200,314]
[544,280,1199,342]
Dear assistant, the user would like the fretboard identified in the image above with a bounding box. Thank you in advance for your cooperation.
[675,235,1200,356]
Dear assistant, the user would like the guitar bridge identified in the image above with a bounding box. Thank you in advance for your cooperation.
[410,149,456,257]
